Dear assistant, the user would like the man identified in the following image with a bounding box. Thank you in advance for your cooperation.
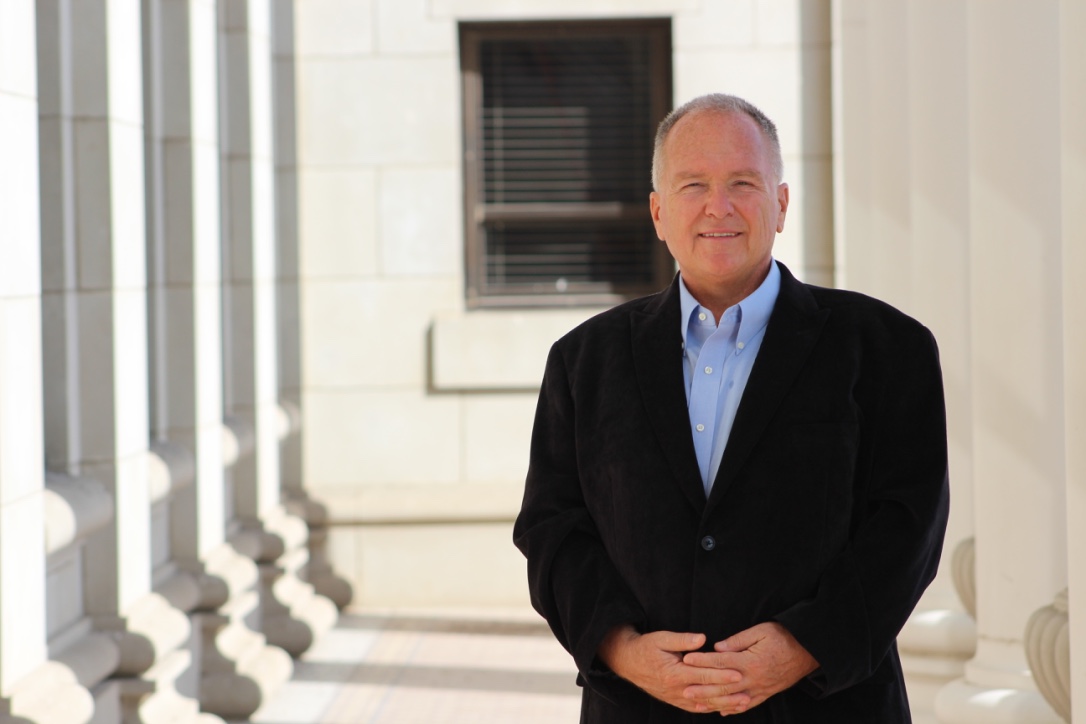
[513,93,949,722]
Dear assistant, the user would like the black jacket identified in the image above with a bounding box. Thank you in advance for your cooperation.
[514,263,949,723]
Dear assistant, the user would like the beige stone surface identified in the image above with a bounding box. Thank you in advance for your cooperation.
[299,168,379,279]
[0,298,45,503]
[302,278,459,388]
[378,167,461,277]
[429,308,601,391]
[462,396,536,485]
[295,0,376,57]
[0,0,36,98]
[1060,0,1086,716]
[0,493,47,689]
[296,57,458,166]
[303,389,462,487]
[249,608,580,724]
[0,97,40,299]
[673,0,755,49]
[376,0,455,55]
[353,523,529,607]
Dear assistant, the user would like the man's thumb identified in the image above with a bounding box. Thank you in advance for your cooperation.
[659,631,705,652]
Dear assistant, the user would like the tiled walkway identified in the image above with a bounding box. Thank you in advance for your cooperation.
[245,608,582,724]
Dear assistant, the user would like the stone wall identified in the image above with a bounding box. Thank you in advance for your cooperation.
[292,0,834,608]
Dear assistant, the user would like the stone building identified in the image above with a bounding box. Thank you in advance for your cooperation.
[0,0,1081,723]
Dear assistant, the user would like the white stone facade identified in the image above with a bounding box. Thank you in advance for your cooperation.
[1,0,1083,723]
[294,0,834,610]
[2,0,337,721]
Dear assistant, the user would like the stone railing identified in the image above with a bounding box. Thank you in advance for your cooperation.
[1025,589,1071,722]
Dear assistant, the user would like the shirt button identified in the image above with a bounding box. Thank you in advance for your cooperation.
[695,423,705,432]
[737,342,746,350]
[704,366,712,375]
[698,312,707,321]
[701,535,716,551]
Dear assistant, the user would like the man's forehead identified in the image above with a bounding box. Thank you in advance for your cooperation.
[670,108,760,138]
[671,166,765,180]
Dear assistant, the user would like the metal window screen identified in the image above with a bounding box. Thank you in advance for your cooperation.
[462,20,672,306]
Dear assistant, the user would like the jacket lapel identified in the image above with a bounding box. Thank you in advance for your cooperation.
[631,277,707,514]
[705,264,830,514]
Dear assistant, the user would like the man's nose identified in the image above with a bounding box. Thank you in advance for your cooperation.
[704,187,733,218]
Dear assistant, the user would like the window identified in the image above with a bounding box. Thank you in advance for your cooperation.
[460,19,673,307]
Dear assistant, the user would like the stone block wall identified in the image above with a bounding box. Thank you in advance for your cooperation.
[292,0,834,609]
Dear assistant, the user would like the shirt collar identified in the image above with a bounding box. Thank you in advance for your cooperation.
[678,260,782,349]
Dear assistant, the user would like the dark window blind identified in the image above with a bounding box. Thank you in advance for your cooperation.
[461,20,672,307]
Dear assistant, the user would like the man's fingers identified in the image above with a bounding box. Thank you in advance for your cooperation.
[682,664,743,687]
[683,681,746,700]
[682,651,738,669]
[648,630,706,653]
[713,625,763,652]
[687,690,752,716]
[686,651,744,672]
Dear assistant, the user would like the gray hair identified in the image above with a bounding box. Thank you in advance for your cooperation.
[651,93,784,190]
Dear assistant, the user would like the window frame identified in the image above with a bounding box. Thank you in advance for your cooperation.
[459,18,674,309]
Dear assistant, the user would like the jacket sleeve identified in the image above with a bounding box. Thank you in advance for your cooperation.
[773,323,951,696]
[512,341,648,695]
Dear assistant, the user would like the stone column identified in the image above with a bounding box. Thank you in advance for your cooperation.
[219,0,336,655]
[1059,0,1086,716]
[935,1,1065,721]
[859,0,911,310]
[0,2,93,719]
[896,2,977,721]
[143,0,292,717]
[35,1,209,721]
[832,5,977,719]
[220,0,280,525]
[270,0,352,611]
[830,0,871,292]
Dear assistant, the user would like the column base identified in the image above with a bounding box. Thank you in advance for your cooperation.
[88,590,215,724]
[237,507,338,657]
[3,661,95,724]
[192,543,293,719]
[284,494,353,609]
[935,678,1064,723]
[118,648,224,724]
[898,608,976,724]
[198,611,292,720]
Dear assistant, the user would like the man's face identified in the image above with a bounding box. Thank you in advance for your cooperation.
[650,110,789,306]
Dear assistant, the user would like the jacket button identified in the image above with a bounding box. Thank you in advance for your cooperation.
[700,535,716,551]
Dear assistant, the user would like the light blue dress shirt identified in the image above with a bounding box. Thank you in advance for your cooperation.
[679,260,781,494]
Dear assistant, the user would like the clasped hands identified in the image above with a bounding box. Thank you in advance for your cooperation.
[597,621,819,716]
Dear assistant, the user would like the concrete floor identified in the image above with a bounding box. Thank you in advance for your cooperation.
[244,608,582,724]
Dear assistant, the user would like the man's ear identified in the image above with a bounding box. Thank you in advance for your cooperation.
[776,182,790,233]
[650,191,666,241]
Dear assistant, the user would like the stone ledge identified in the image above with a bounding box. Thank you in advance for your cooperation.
[898,609,977,658]
[148,440,196,505]
[223,417,255,468]
[44,472,113,555]
[312,483,525,525]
